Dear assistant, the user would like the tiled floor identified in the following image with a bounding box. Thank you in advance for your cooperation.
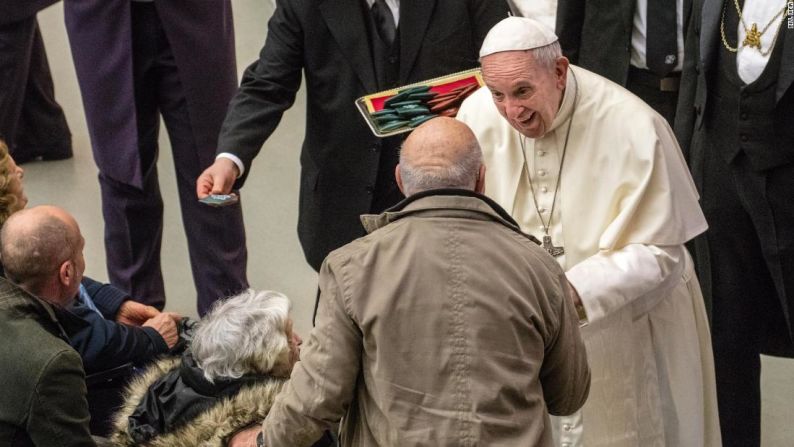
[29,2,792,445]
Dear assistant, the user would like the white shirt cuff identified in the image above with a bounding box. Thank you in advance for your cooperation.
[216,153,245,178]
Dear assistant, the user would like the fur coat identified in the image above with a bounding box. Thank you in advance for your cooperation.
[110,356,287,447]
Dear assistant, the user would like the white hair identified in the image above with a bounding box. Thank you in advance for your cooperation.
[398,139,483,196]
[191,289,292,383]
[530,40,562,71]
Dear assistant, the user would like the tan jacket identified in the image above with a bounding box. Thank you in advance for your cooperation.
[264,192,590,446]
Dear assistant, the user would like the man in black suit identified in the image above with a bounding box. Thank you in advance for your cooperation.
[0,0,72,164]
[197,0,509,272]
[556,0,692,125]
[675,1,794,445]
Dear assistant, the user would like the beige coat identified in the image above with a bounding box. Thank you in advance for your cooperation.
[262,192,590,446]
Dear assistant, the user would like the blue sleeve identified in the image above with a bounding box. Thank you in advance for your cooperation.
[80,276,129,319]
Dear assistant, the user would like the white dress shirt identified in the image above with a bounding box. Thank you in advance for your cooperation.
[736,0,785,83]
[630,0,685,72]
[365,0,400,26]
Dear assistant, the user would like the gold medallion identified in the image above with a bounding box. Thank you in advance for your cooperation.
[742,23,763,49]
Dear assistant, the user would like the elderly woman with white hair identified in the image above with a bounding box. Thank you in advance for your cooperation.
[110,289,328,447]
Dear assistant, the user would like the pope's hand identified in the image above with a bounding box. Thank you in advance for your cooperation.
[566,280,588,325]
[116,300,160,326]
[566,280,583,308]
[197,157,239,199]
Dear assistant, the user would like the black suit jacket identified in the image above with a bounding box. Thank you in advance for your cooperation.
[218,0,509,270]
[557,0,693,85]
[674,0,794,336]
[674,0,794,170]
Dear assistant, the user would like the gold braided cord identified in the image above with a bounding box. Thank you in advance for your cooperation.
[721,4,740,52]
[733,0,787,35]
[721,0,787,55]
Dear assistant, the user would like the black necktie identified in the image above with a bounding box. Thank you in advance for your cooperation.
[371,0,396,46]
[646,0,678,76]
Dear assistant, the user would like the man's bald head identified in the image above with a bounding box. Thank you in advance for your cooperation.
[1,205,85,303]
[397,117,485,197]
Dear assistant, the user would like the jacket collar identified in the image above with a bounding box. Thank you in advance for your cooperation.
[548,67,578,133]
[398,0,436,83]
[126,351,280,444]
[0,276,70,339]
[319,0,377,92]
[360,188,540,245]
[319,0,438,92]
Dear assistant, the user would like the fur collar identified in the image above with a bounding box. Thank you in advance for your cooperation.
[110,356,286,447]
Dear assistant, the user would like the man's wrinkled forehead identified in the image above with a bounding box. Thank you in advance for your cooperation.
[481,51,542,86]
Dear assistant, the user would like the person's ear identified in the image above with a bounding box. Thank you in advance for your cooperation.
[475,164,486,194]
[58,260,73,288]
[555,56,570,90]
[395,164,405,195]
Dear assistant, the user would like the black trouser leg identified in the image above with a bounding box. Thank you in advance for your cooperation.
[700,146,793,446]
[0,17,70,163]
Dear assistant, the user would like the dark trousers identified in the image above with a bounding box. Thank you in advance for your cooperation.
[626,66,679,127]
[0,17,71,163]
[699,145,794,446]
[100,3,248,316]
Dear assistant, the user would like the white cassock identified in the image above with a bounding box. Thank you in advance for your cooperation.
[458,66,721,447]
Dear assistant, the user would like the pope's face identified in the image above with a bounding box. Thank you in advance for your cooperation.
[481,51,568,139]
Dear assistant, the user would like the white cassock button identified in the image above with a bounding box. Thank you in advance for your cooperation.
[563,424,572,431]
[562,443,571,447]
[538,169,547,176]
[538,207,546,213]
[538,225,546,231]
[540,186,548,193]
[537,150,546,157]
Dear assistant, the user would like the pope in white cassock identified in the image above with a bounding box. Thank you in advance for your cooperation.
[457,17,721,447]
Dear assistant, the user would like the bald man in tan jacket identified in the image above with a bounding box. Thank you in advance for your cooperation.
[231,118,590,447]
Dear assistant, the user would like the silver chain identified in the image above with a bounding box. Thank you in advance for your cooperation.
[518,70,578,238]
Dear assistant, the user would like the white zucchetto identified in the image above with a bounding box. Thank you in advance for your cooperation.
[479,16,558,58]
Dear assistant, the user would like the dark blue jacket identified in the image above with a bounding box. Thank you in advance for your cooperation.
[60,277,169,374]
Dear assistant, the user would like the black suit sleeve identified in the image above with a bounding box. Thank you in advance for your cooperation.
[468,0,512,51]
[555,0,586,64]
[216,0,305,186]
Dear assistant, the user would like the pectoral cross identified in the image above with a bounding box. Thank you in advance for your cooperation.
[743,23,762,49]
[542,235,565,258]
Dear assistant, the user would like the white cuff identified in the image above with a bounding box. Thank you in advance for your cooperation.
[216,153,245,178]
[566,245,683,324]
